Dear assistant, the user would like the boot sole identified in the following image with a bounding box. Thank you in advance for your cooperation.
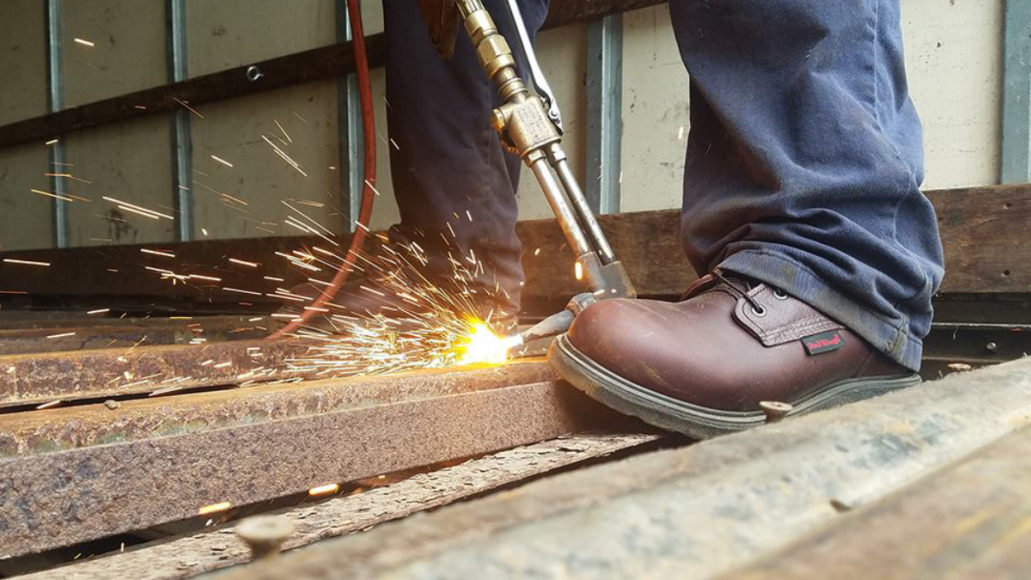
[548,334,922,440]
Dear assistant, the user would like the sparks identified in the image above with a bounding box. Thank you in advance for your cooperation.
[30,188,75,202]
[73,37,95,47]
[103,196,175,220]
[4,258,51,267]
[223,287,262,296]
[197,502,231,515]
[140,248,176,258]
[454,320,519,365]
[308,483,340,496]
[173,96,204,119]
[210,154,234,168]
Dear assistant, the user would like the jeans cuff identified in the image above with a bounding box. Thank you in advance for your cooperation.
[718,250,923,371]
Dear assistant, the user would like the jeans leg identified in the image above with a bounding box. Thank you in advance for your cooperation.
[668,0,944,370]
[383,0,549,316]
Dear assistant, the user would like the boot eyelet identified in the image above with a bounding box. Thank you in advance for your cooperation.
[772,288,789,300]
[751,305,767,317]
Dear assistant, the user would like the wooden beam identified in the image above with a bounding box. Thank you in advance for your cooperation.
[726,426,1031,579]
[1,185,1028,306]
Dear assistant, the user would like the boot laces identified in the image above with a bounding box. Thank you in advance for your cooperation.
[711,271,766,316]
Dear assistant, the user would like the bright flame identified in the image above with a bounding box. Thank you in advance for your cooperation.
[454,319,518,366]
[308,483,340,496]
[198,501,231,515]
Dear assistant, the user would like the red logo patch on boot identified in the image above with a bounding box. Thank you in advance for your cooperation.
[802,330,845,355]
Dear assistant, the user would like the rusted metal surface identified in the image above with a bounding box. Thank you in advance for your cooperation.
[0,339,309,408]
[28,432,661,580]
[0,364,633,558]
[0,361,555,457]
[0,316,273,356]
[724,426,1031,580]
[223,357,1031,580]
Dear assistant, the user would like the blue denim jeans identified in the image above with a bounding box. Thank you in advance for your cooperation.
[669,0,944,370]
[385,0,944,371]
[383,0,550,316]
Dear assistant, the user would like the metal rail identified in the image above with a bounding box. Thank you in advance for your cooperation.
[0,339,310,408]
[44,0,70,248]
[585,14,624,214]
[1002,1,1031,184]
[167,0,194,241]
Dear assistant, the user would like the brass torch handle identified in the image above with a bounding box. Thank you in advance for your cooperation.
[455,1,634,298]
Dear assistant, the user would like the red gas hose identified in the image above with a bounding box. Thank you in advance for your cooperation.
[267,0,376,340]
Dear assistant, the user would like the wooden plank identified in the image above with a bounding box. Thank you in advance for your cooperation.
[724,426,1031,580]
[24,432,662,580]
[0,362,634,558]
[2,185,1025,306]
[217,357,1031,580]
[933,185,1031,293]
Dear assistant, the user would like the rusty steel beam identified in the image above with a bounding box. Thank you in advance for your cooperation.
[221,357,1031,580]
[0,0,665,150]
[29,432,662,580]
[0,316,273,356]
[0,339,309,408]
[0,362,632,558]
[0,360,556,457]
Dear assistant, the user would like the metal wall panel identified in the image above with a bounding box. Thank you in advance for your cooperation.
[61,0,168,107]
[187,82,343,239]
[0,144,55,252]
[63,116,176,246]
[186,0,337,78]
[0,0,48,127]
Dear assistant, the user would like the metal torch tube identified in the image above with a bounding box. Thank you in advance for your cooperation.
[528,156,595,261]
[547,144,616,263]
[456,0,484,18]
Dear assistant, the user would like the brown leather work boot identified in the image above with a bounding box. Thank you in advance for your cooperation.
[547,270,920,439]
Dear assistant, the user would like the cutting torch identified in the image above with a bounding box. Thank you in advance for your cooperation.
[451,0,636,344]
